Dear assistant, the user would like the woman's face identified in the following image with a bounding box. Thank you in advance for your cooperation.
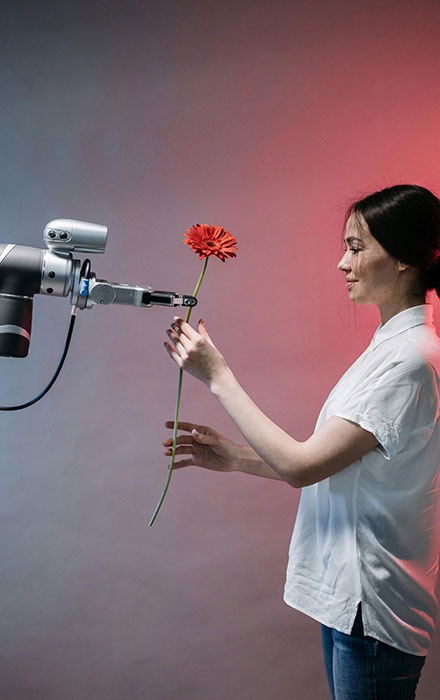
[337,212,401,306]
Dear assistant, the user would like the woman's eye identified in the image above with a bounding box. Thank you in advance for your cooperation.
[350,248,360,254]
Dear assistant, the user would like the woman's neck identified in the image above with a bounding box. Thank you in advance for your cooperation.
[378,296,426,326]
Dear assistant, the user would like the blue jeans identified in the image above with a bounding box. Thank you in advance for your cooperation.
[321,603,426,700]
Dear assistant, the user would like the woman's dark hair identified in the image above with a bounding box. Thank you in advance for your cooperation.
[344,184,440,300]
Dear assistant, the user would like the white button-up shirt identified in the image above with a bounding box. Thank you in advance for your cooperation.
[284,304,440,655]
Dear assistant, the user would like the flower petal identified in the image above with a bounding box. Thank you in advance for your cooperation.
[183,224,237,260]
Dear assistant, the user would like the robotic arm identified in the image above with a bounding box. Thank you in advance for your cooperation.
[0,219,197,358]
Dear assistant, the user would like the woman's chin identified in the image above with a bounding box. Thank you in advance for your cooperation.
[348,289,368,304]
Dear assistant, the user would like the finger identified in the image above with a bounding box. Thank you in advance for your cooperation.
[197,318,216,347]
[163,341,184,366]
[165,330,189,360]
[165,420,206,433]
[162,435,194,447]
[191,429,220,447]
[163,445,194,456]
[167,328,191,350]
[172,316,201,342]
[171,458,196,469]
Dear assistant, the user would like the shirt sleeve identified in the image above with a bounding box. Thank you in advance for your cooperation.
[332,359,440,460]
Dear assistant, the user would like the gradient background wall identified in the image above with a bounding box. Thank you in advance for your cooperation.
[1,1,440,698]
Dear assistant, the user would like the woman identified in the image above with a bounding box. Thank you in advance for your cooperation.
[163,184,440,700]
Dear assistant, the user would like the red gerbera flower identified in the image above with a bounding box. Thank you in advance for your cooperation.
[183,224,237,261]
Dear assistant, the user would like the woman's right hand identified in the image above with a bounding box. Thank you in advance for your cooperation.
[162,421,242,473]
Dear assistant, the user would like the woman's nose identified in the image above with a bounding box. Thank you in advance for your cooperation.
[337,252,350,272]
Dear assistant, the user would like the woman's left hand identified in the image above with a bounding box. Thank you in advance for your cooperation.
[164,317,229,388]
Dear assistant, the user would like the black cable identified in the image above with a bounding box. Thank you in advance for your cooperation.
[0,312,77,410]
[0,258,91,411]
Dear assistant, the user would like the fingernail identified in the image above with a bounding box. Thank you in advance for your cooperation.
[193,429,199,437]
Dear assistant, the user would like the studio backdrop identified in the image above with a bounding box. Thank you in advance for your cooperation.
[1,1,440,699]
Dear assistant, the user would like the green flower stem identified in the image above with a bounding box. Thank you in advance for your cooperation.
[149,257,209,526]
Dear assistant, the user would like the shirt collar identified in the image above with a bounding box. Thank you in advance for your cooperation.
[370,304,434,348]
